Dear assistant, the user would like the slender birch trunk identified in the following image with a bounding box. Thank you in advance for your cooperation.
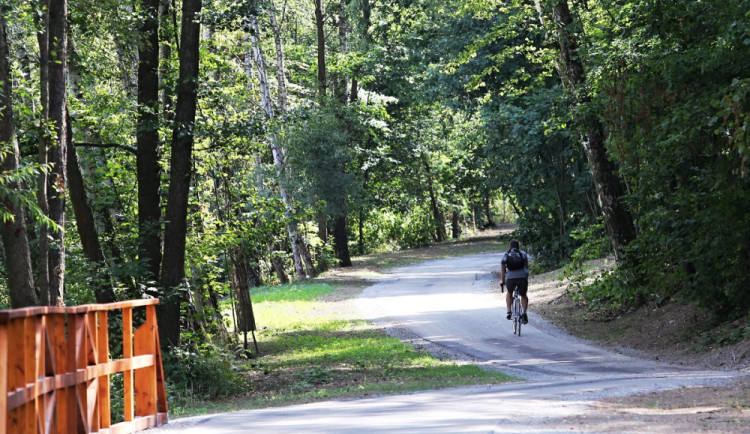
[247,14,311,280]
[267,1,288,112]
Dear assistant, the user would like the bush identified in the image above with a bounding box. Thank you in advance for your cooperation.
[362,206,435,251]
[162,343,247,412]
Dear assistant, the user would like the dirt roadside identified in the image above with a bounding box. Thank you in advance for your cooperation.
[526,261,750,432]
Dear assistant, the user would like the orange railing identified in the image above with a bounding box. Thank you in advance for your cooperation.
[0,299,168,433]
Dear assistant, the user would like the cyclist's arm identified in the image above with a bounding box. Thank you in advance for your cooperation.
[500,263,506,284]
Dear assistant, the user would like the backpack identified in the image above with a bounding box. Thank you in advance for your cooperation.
[505,248,525,271]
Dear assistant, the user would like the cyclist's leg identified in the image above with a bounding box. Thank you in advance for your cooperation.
[517,279,529,323]
[505,290,512,313]
[506,280,519,319]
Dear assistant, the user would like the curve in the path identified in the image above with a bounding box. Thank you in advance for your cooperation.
[153,253,736,433]
[357,253,709,383]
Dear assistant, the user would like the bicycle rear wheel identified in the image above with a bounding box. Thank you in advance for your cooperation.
[512,296,522,336]
[517,315,522,336]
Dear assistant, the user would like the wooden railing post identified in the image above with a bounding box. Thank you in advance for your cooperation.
[8,315,24,433]
[123,306,134,423]
[85,311,99,432]
[97,311,111,430]
[51,312,67,433]
[68,311,85,433]
[23,317,36,433]
[134,305,157,418]
[0,319,7,434]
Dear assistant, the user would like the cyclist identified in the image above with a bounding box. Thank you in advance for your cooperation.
[501,239,530,324]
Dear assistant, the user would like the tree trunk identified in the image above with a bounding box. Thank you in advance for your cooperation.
[137,0,162,280]
[159,0,174,121]
[483,197,495,228]
[65,35,117,303]
[333,215,352,267]
[268,243,290,284]
[266,7,318,276]
[159,0,202,348]
[47,0,68,306]
[230,249,256,332]
[34,1,50,304]
[65,111,116,303]
[267,1,288,112]
[451,210,460,239]
[423,157,447,242]
[0,15,39,308]
[315,0,326,98]
[247,14,314,279]
[331,3,355,265]
[358,209,364,255]
[317,213,328,245]
[335,0,350,103]
[541,0,636,259]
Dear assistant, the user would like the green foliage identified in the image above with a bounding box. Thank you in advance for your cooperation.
[162,344,248,407]
[558,220,610,292]
[596,0,750,314]
[0,143,56,230]
[282,102,364,219]
[0,273,8,309]
[483,88,596,268]
[361,206,434,251]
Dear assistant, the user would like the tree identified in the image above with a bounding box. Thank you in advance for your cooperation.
[0,10,40,308]
[535,0,635,259]
[34,0,51,303]
[247,12,316,279]
[137,0,163,280]
[65,112,117,303]
[160,0,202,348]
[46,0,69,306]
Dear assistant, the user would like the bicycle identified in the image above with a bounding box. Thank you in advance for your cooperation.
[502,283,523,336]
[511,287,522,336]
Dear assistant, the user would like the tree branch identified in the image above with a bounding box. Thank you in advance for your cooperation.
[74,142,137,155]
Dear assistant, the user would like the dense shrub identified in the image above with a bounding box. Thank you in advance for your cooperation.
[162,343,248,411]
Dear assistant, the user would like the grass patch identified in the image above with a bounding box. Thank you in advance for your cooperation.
[173,275,516,417]
[252,283,335,303]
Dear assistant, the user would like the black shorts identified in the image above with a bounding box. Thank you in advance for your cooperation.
[506,278,528,297]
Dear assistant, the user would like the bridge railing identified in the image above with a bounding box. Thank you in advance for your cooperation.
[0,299,168,433]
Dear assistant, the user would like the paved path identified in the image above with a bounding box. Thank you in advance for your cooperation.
[152,254,734,433]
